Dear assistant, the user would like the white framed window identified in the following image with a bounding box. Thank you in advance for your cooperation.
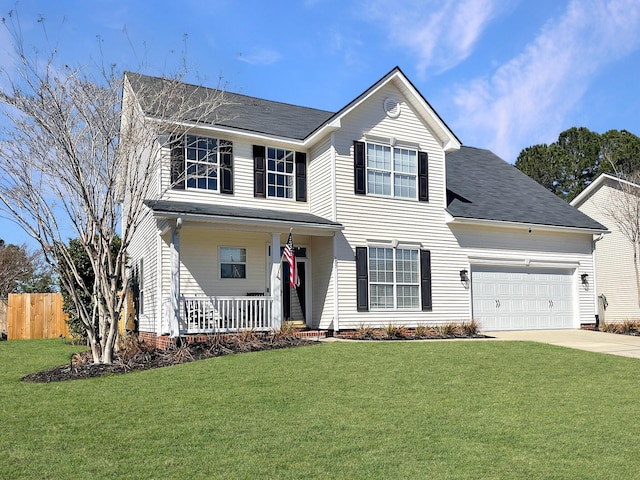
[366,142,417,199]
[369,246,420,309]
[220,247,247,279]
[267,147,294,198]
[185,134,219,191]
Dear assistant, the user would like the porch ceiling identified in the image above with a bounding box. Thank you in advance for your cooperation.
[145,199,343,236]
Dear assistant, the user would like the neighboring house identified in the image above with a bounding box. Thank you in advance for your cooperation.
[572,173,640,323]
[122,67,607,345]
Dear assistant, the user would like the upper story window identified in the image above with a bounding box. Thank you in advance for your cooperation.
[169,134,233,194]
[366,143,417,199]
[186,135,219,191]
[253,145,307,202]
[354,140,428,202]
[267,147,295,199]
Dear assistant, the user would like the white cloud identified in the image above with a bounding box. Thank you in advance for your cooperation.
[362,0,503,75]
[452,0,640,160]
[237,47,282,66]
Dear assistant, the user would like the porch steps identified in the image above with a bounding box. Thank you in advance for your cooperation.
[284,320,308,330]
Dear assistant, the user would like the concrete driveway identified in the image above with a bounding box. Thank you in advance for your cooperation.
[488,329,640,359]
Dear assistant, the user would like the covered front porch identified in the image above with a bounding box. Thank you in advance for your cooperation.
[146,199,342,336]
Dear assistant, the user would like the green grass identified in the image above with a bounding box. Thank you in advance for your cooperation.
[1,338,640,479]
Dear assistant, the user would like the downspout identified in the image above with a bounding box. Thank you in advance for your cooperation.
[331,133,339,332]
[592,233,604,329]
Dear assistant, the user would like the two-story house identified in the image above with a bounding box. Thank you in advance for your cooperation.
[122,67,606,346]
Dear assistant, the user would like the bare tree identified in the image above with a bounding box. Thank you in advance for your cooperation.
[0,13,228,363]
[602,159,640,307]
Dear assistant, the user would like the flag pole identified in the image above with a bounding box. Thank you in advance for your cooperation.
[275,228,293,279]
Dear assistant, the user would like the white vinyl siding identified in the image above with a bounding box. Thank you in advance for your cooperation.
[160,138,311,214]
[126,208,159,333]
[332,84,467,328]
[575,180,640,322]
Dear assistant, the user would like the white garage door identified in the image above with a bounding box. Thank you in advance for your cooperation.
[472,266,575,331]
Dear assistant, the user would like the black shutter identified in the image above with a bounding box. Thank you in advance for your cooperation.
[354,141,366,195]
[355,247,369,312]
[295,152,307,202]
[420,250,432,311]
[219,140,233,194]
[170,135,185,190]
[418,151,428,202]
[253,145,266,198]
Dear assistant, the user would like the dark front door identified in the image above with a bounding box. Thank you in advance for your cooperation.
[282,259,306,322]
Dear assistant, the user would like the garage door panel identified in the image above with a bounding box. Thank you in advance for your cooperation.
[472,266,574,331]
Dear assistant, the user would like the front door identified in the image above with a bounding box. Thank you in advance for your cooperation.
[281,247,307,323]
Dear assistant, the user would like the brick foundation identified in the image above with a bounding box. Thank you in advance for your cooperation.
[137,329,327,350]
[580,323,598,331]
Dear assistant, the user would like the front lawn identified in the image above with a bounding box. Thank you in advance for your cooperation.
[1,338,639,479]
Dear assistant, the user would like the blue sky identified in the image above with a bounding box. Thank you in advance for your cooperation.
[1,0,640,246]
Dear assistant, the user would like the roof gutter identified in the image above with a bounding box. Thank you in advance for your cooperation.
[150,210,343,234]
[446,215,609,235]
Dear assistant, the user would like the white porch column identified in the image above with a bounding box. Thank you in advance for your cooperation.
[169,218,183,337]
[270,232,282,330]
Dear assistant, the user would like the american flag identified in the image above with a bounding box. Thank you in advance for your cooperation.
[283,232,299,288]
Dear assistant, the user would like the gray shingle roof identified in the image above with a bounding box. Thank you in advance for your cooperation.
[125,72,335,140]
[446,147,607,231]
[144,199,343,229]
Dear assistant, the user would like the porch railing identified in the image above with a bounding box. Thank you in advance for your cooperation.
[180,295,274,334]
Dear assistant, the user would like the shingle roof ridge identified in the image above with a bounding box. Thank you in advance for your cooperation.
[125,71,335,116]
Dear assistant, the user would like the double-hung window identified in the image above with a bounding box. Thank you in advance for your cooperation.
[220,247,247,279]
[185,135,219,191]
[366,143,417,199]
[368,247,420,309]
[354,140,426,201]
[267,147,295,199]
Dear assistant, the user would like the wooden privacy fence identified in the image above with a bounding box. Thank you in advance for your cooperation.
[7,293,69,340]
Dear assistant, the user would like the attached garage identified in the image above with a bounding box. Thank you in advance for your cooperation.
[471,265,575,331]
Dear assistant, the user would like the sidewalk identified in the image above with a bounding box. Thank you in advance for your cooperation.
[488,329,640,359]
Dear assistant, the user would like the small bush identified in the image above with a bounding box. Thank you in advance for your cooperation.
[600,320,640,335]
[383,323,407,338]
[355,323,376,339]
[117,333,155,367]
[461,319,480,336]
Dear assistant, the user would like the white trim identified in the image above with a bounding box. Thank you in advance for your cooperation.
[155,229,163,336]
[219,246,248,280]
[571,173,640,207]
[332,233,339,331]
[468,255,580,269]
[446,213,608,235]
[141,69,460,152]
[330,133,338,223]
[150,211,342,236]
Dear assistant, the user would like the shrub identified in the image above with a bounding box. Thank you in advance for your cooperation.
[383,323,407,338]
[461,319,480,336]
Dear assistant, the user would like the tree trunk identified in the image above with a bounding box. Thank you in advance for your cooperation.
[635,242,640,308]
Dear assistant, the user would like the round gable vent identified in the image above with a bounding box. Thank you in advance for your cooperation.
[383,97,401,118]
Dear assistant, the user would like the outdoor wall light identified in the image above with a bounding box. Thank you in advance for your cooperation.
[459,269,469,283]
[581,273,589,286]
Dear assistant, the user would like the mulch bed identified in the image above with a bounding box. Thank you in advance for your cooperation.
[22,334,319,383]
